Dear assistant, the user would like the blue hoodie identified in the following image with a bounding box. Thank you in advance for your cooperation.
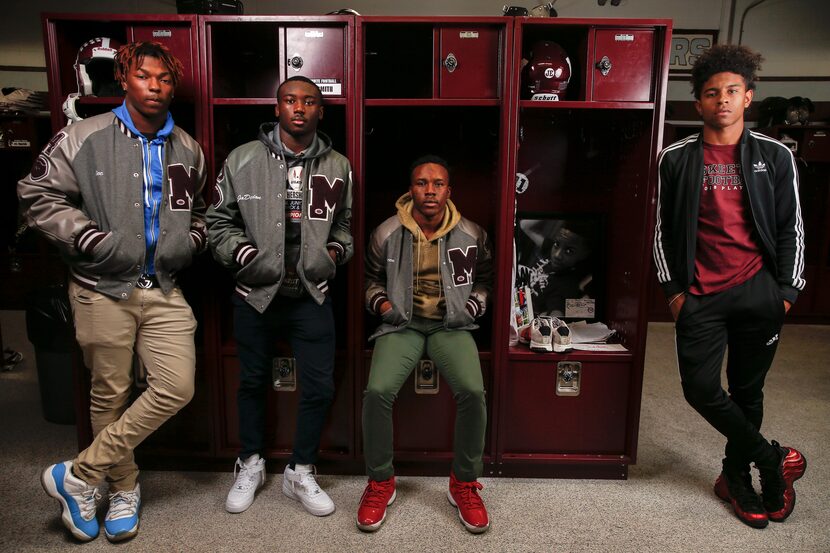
[112,101,175,275]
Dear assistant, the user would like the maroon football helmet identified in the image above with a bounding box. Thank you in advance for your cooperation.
[74,37,122,97]
[525,41,572,101]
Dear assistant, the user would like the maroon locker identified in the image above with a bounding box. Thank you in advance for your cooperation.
[284,26,346,97]
[501,360,630,454]
[591,29,654,102]
[131,24,197,97]
[803,128,830,163]
[439,25,501,99]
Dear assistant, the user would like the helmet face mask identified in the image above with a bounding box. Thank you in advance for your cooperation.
[64,37,123,124]
[525,40,572,101]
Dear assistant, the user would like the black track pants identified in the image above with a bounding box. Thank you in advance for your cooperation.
[675,268,786,468]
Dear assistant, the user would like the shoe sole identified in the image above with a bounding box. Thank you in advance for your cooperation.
[356,489,397,532]
[529,341,552,352]
[446,491,490,534]
[282,481,336,516]
[553,343,573,353]
[40,464,98,542]
[105,524,138,542]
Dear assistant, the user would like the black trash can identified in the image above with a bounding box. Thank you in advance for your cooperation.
[25,285,76,424]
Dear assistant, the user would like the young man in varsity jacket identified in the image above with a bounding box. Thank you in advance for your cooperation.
[19,42,207,542]
[357,155,494,534]
[653,44,806,529]
[207,76,353,517]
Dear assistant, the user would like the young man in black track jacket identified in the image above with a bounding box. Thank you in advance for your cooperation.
[653,44,806,529]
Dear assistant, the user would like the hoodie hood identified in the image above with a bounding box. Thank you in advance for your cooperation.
[113,101,174,142]
[395,192,461,241]
[257,122,332,162]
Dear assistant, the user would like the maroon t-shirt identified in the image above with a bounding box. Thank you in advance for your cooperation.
[689,142,763,295]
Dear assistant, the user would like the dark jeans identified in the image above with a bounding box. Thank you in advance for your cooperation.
[675,268,785,469]
[233,294,335,465]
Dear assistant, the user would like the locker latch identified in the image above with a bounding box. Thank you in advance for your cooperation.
[556,361,581,396]
[289,55,304,70]
[596,55,612,76]
[273,357,297,391]
[415,359,439,395]
[444,52,458,73]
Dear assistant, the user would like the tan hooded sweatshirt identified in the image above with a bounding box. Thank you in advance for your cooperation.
[395,192,462,320]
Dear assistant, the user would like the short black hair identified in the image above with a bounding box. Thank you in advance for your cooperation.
[409,154,451,184]
[690,44,763,99]
[276,75,323,100]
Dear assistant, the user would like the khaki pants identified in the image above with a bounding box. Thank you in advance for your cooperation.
[68,281,196,491]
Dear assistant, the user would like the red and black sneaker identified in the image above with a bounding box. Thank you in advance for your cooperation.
[356,477,396,532]
[447,472,490,534]
[713,470,769,529]
[757,441,807,522]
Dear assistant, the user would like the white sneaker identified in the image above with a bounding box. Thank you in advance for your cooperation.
[225,454,266,513]
[104,483,141,542]
[550,317,573,352]
[529,316,573,353]
[529,316,553,352]
[282,464,335,516]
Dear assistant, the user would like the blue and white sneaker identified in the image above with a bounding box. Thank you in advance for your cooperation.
[104,483,141,542]
[41,461,101,541]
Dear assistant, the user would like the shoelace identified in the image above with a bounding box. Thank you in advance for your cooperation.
[232,459,262,491]
[453,480,485,509]
[297,469,322,496]
[757,445,786,499]
[361,480,394,509]
[726,473,765,511]
[79,488,102,520]
[759,467,785,498]
[107,490,139,521]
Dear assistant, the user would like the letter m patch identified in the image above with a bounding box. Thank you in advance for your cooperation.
[167,163,197,211]
[447,246,477,287]
[307,175,344,221]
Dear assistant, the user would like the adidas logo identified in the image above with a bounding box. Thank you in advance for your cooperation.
[753,161,767,173]
[766,333,779,346]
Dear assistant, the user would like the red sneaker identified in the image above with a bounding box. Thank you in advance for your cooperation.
[356,477,396,532]
[713,471,768,529]
[447,472,490,534]
[758,441,807,522]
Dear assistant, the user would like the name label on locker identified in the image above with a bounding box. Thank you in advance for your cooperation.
[152,30,172,38]
[615,34,635,42]
[305,30,325,38]
[312,78,342,96]
[459,31,480,39]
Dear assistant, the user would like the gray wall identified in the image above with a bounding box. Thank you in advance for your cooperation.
[2,0,828,100]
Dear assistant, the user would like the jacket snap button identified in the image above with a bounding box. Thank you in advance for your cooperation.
[133,173,139,178]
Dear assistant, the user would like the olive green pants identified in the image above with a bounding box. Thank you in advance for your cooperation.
[363,317,486,482]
